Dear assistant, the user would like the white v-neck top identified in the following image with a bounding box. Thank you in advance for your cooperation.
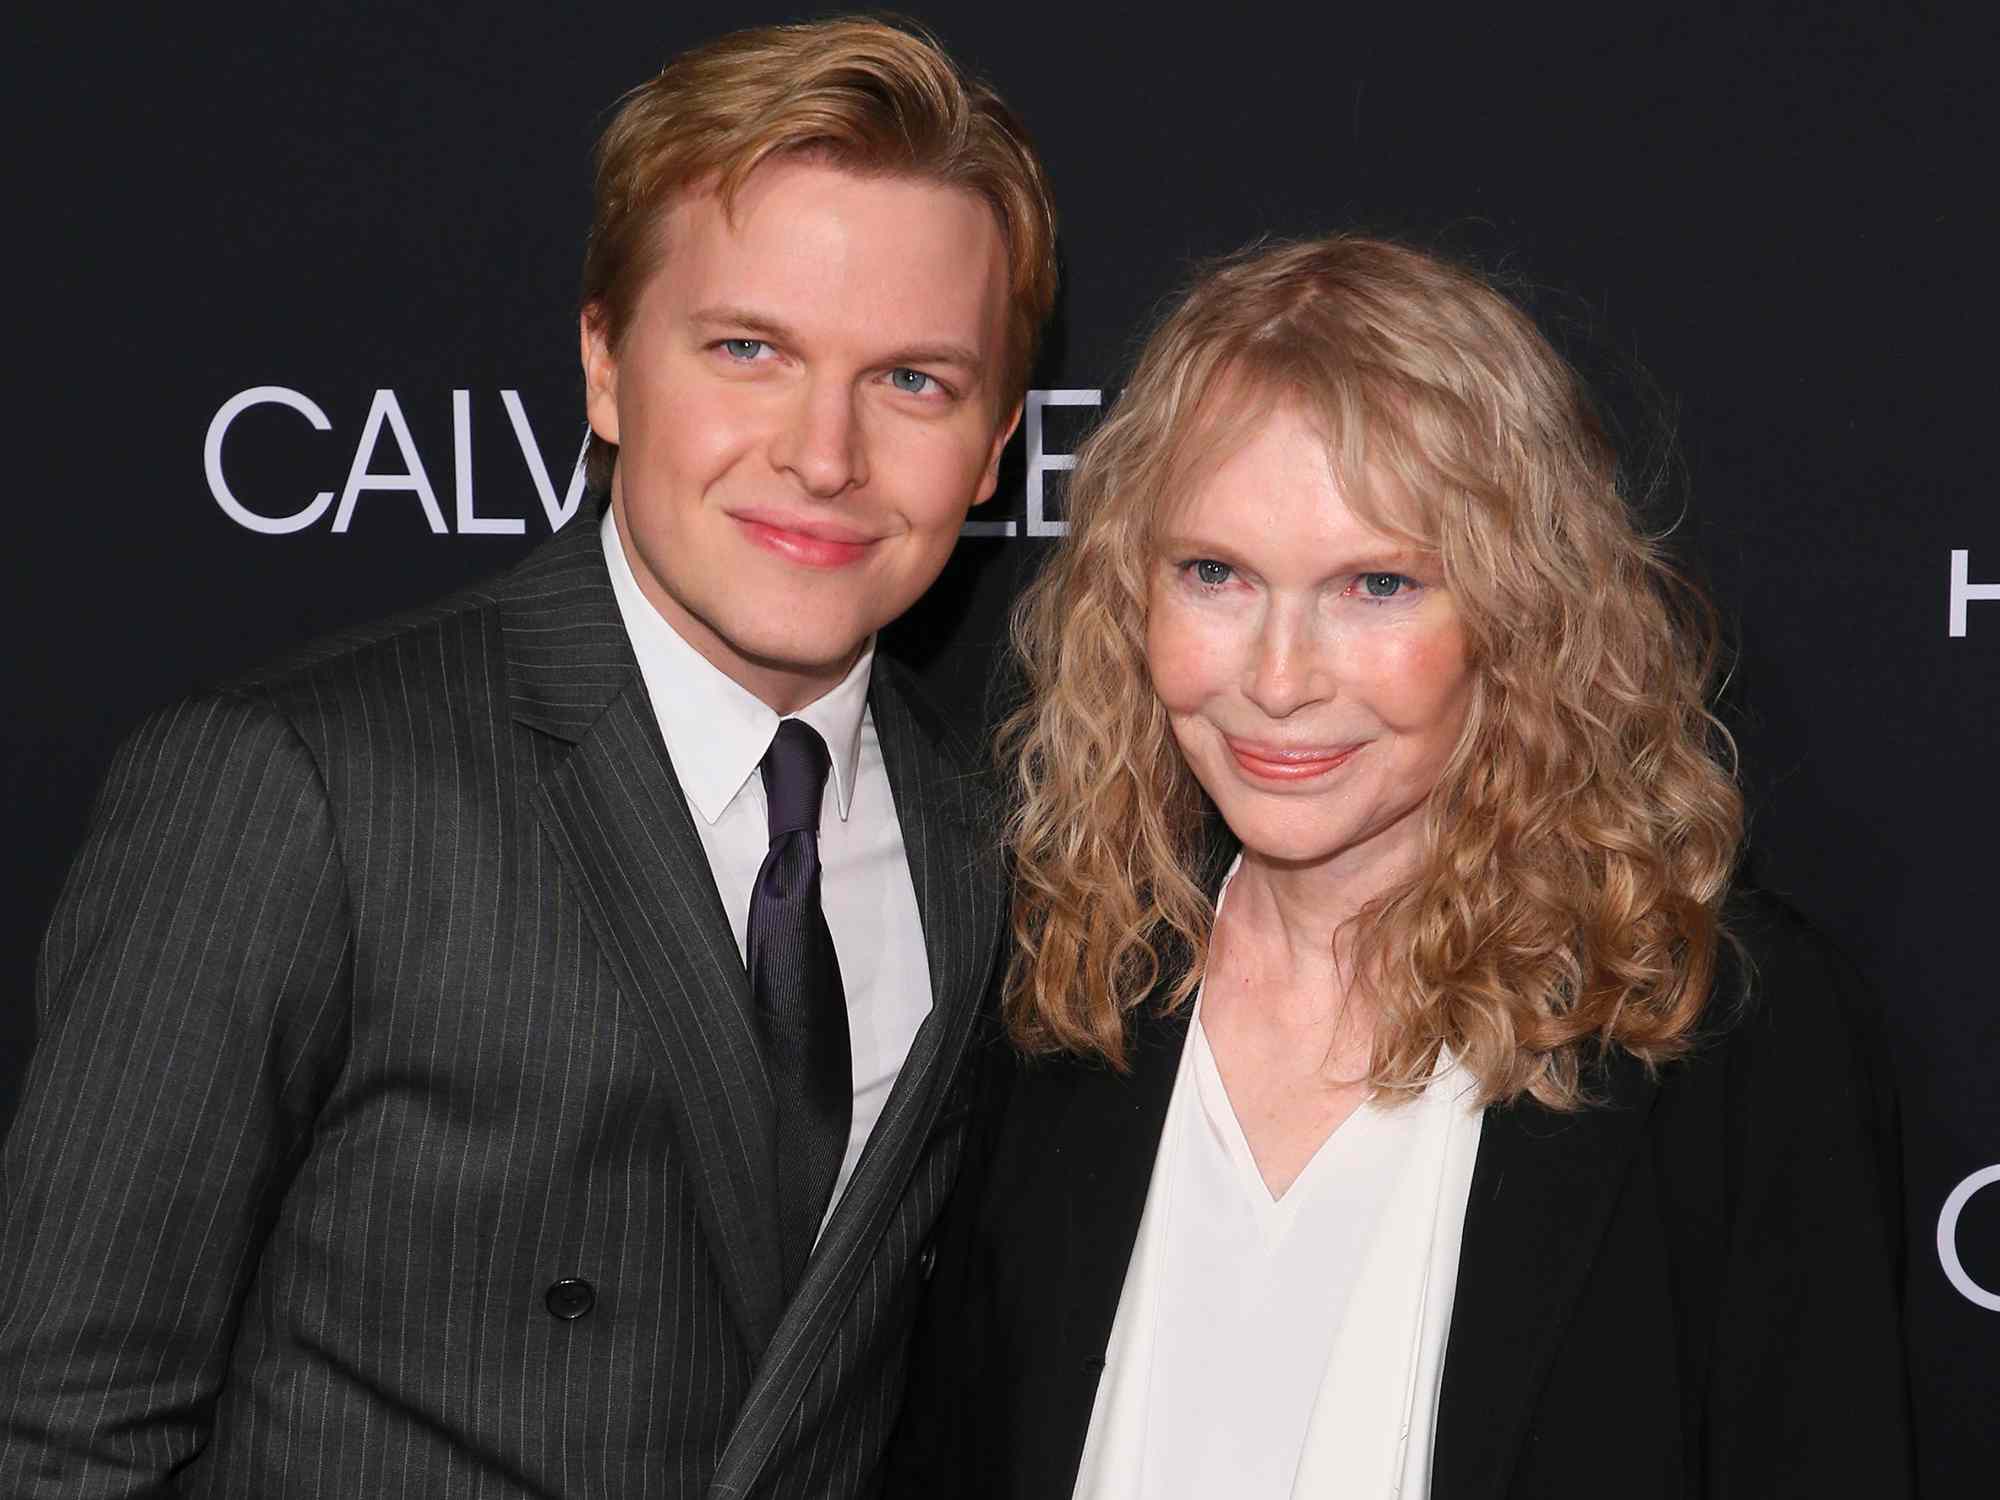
[1072,879,1484,1499]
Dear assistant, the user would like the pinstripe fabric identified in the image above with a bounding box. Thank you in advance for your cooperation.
[0,517,1005,1499]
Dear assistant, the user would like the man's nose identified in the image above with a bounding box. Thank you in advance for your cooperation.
[771,378,867,498]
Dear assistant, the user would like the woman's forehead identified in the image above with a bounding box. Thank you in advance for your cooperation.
[1150,386,1439,550]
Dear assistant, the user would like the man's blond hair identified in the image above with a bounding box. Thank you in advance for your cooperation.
[581,16,1059,492]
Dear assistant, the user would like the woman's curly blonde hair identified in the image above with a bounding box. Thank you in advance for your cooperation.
[1001,235,1743,1110]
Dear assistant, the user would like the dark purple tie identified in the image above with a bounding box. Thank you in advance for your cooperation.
[746,718,851,1293]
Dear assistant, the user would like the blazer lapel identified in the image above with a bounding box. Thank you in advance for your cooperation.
[1025,1002,1192,1499]
[500,520,787,1356]
[1020,827,1235,1495]
[1430,1051,1661,1500]
[708,661,1007,1497]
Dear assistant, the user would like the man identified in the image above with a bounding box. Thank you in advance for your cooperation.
[0,18,1056,1497]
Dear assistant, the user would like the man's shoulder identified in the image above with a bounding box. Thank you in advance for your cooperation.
[222,520,620,729]
[868,650,1008,839]
[868,651,989,779]
[230,578,500,699]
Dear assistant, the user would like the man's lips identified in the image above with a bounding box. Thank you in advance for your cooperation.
[731,509,882,568]
[1223,736,1363,781]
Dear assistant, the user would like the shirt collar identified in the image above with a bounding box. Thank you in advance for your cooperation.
[601,509,870,826]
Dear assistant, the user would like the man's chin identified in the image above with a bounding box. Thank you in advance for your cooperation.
[735,632,869,679]
[697,619,875,711]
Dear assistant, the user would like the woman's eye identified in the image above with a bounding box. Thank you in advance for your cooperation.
[889,367,936,395]
[1190,559,1234,587]
[1358,572,1412,598]
[720,339,768,361]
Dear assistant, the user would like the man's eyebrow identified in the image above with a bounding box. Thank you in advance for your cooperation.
[689,305,986,375]
[689,305,800,343]
[878,341,985,373]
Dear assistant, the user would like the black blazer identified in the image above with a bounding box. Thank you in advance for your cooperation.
[0,516,1005,1498]
[888,895,1913,1499]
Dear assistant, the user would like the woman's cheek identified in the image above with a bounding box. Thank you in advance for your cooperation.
[1376,622,1473,725]
[1146,610,1226,714]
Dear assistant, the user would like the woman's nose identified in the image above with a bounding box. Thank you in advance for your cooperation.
[1244,609,1333,718]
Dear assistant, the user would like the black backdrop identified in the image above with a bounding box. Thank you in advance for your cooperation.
[9,3,1995,1491]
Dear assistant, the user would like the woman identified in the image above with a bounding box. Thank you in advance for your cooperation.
[887,237,1911,1498]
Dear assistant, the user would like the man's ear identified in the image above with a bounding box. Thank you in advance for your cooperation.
[973,398,1024,506]
[581,306,620,446]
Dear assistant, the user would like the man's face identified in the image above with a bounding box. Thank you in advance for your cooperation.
[582,158,1019,712]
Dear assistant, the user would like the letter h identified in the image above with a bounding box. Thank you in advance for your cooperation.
[1949,550,2000,637]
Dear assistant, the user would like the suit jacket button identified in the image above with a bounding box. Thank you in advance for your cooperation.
[918,1244,938,1281]
[545,1278,595,1320]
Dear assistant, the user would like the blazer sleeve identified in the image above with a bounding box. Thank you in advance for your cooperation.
[0,693,352,1497]
[1701,908,1914,1495]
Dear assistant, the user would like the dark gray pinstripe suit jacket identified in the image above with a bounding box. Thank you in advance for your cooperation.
[0,516,1006,1498]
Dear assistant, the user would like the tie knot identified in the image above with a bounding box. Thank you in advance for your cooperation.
[760,719,832,843]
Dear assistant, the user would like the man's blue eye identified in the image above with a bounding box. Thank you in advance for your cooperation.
[890,368,935,394]
[722,339,765,360]
[1360,572,1408,598]
[1192,560,1232,586]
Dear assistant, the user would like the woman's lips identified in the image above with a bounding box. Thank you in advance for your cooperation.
[733,512,879,568]
[1224,737,1362,781]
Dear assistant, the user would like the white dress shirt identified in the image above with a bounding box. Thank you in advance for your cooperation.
[600,511,934,1221]
[1074,865,1483,1500]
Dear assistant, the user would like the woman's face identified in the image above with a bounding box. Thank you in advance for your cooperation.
[1145,403,1474,889]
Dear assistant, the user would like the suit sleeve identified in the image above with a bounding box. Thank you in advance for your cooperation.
[0,693,353,1497]
[1704,911,1915,1496]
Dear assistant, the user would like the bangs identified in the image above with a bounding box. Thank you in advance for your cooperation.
[1147,361,1446,562]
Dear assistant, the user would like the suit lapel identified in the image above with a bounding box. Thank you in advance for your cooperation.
[709,662,1007,1497]
[499,519,788,1355]
[1431,1051,1660,1500]
[869,664,1003,1070]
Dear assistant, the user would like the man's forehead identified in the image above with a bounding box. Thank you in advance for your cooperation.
[650,161,1009,341]
[693,151,1004,243]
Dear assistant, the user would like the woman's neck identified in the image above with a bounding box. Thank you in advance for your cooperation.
[1199,851,1398,1160]
[1233,837,1409,958]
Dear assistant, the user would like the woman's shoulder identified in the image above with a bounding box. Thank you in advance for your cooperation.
[1656,885,1903,1241]
[1700,887,1896,1100]
[1640,895,1913,1487]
